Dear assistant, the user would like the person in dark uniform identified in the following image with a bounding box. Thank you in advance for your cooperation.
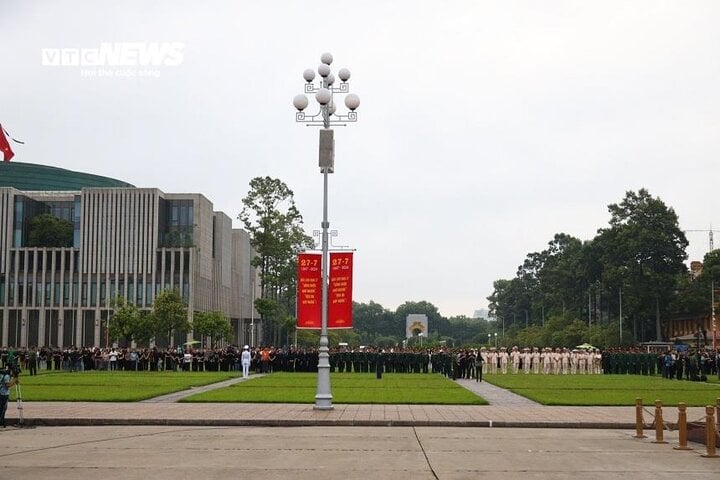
[375,348,384,379]
[475,349,484,382]
[28,348,38,376]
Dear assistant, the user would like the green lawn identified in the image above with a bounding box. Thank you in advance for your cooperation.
[10,371,241,402]
[182,372,487,405]
[13,369,718,406]
[485,373,720,406]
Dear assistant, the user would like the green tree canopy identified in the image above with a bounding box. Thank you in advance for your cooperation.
[153,289,189,347]
[27,213,73,247]
[108,296,140,347]
[193,311,233,348]
[238,176,314,345]
[488,188,690,345]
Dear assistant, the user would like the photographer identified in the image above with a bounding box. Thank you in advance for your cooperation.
[1,364,17,428]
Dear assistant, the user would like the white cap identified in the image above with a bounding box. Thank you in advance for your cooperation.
[243,345,249,350]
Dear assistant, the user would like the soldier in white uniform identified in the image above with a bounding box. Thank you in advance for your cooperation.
[578,349,588,374]
[241,345,252,378]
[522,348,532,374]
[570,350,579,374]
[488,348,498,374]
[499,347,509,374]
[561,348,570,374]
[542,347,553,374]
[510,346,521,374]
[532,347,541,374]
[552,348,562,375]
[593,349,603,374]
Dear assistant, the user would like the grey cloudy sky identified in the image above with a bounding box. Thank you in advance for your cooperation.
[2,1,719,318]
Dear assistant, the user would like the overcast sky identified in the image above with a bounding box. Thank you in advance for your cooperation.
[2,1,719,318]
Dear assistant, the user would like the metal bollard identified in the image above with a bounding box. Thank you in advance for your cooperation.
[652,400,668,444]
[633,398,647,439]
[673,403,692,450]
[701,405,719,458]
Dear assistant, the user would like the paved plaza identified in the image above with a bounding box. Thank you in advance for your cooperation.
[2,376,711,428]
[1,377,718,479]
[1,426,717,480]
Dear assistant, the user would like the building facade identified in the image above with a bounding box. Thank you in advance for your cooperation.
[0,163,259,348]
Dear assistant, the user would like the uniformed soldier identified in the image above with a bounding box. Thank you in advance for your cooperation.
[475,349,484,382]
[522,348,532,374]
[499,347,509,374]
[510,346,521,374]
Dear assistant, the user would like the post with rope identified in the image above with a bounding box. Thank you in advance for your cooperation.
[701,405,719,458]
[673,403,692,451]
[652,400,667,444]
[716,397,719,430]
[633,398,647,438]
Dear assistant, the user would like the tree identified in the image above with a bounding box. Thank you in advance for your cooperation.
[152,289,189,347]
[108,296,156,347]
[238,177,314,345]
[598,189,688,341]
[133,310,156,347]
[353,301,397,342]
[673,249,720,318]
[27,213,73,247]
[193,311,233,348]
[488,189,689,346]
[108,296,140,347]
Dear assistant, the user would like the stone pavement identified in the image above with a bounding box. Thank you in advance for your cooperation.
[1,425,718,480]
[4,376,718,479]
[2,375,712,428]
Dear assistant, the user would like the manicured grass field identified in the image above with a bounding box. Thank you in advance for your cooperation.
[183,372,488,405]
[9,371,241,402]
[485,373,720,406]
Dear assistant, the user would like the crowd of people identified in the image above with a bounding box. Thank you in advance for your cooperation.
[0,345,718,381]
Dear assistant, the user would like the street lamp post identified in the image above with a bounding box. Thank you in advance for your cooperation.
[494,332,498,348]
[487,333,491,346]
[418,332,423,347]
[712,281,717,350]
[294,53,360,410]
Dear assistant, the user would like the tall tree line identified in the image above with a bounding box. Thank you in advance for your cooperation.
[487,189,718,344]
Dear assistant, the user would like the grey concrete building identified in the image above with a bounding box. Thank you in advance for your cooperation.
[0,162,259,348]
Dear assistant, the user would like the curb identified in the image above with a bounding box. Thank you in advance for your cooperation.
[9,417,639,429]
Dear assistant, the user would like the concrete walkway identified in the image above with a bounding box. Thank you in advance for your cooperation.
[141,374,264,403]
[455,378,541,406]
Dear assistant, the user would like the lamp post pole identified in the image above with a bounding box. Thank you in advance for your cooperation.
[712,280,716,350]
[294,53,360,410]
[250,279,255,348]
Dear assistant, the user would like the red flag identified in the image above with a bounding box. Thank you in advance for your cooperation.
[297,253,322,329]
[328,252,353,329]
[0,124,14,162]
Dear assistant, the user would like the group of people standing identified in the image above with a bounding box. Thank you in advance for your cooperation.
[2,345,718,382]
[476,346,603,375]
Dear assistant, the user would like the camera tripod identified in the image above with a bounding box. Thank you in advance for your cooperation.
[14,376,24,427]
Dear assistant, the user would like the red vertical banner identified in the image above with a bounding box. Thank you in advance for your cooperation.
[329,252,353,329]
[297,253,322,329]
